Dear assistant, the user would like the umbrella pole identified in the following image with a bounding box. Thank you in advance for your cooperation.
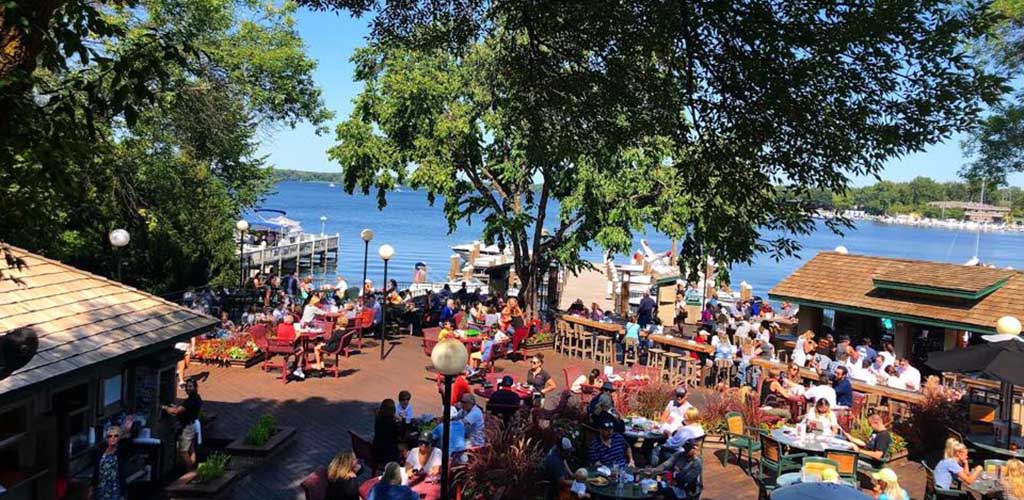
[1002,382,1015,449]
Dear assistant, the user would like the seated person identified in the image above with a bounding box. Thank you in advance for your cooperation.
[934,441,982,489]
[543,438,575,500]
[843,413,891,467]
[803,372,837,408]
[437,320,455,341]
[660,387,693,433]
[802,397,839,436]
[366,462,418,500]
[587,420,633,469]
[589,302,605,321]
[661,408,704,462]
[469,331,497,372]
[325,451,362,500]
[759,368,792,407]
[311,318,350,372]
[487,376,522,422]
[396,390,414,423]
[587,382,616,419]
[571,369,603,394]
[405,433,442,478]
[430,407,466,457]
[652,439,703,500]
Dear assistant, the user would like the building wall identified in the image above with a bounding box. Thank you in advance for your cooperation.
[796,306,823,335]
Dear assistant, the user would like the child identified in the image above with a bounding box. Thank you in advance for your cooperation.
[570,468,590,498]
[397,390,414,423]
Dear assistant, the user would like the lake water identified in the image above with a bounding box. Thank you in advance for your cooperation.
[262,181,1024,294]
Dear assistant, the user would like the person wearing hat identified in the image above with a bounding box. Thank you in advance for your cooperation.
[871,468,908,500]
[660,387,693,433]
[405,432,442,478]
[587,381,616,419]
[487,375,522,423]
[543,437,576,500]
[588,419,633,469]
[652,439,703,500]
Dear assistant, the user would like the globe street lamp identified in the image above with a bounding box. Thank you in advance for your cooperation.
[108,229,130,281]
[319,215,327,236]
[378,244,394,360]
[430,339,468,500]
[236,219,249,288]
[834,245,849,255]
[360,229,374,296]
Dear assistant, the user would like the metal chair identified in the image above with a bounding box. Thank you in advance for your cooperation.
[758,433,805,492]
[824,449,859,486]
[723,411,762,474]
[922,460,968,500]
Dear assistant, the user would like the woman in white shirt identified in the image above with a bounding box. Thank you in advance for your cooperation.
[802,397,839,436]
[661,407,705,462]
[405,435,442,477]
[712,330,735,360]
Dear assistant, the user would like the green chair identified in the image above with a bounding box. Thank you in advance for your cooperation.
[824,449,859,487]
[922,461,968,500]
[757,433,804,492]
[723,411,762,474]
[801,456,839,480]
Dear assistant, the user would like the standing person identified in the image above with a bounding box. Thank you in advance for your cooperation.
[439,299,456,324]
[896,358,922,391]
[652,439,703,500]
[161,379,202,470]
[637,291,657,328]
[674,293,688,333]
[526,354,557,398]
[325,451,362,500]
[366,462,419,500]
[373,399,401,464]
[90,418,135,500]
[282,271,299,303]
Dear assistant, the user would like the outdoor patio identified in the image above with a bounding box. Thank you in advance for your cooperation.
[173,333,930,499]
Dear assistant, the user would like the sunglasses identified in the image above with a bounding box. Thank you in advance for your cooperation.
[106,434,119,439]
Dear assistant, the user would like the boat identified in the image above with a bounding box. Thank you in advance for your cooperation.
[237,208,339,275]
[328,182,336,188]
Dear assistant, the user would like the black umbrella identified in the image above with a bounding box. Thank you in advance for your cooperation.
[926,338,1024,447]
[771,483,872,500]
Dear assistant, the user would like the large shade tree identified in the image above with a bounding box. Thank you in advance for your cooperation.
[316,0,1003,315]
[1,0,329,292]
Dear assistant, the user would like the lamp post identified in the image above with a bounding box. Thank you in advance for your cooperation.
[108,229,130,281]
[430,339,468,500]
[236,220,249,288]
[996,316,1022,447]
[378,244,394,359]
[360,229,374,296]
[319,215,327,236]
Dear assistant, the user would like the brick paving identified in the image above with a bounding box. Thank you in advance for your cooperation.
[175,333,928,499]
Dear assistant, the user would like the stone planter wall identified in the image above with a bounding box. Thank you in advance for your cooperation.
[224,426,297,466]
[165,469,243,499]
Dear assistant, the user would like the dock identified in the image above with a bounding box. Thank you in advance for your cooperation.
[241,233,339,276]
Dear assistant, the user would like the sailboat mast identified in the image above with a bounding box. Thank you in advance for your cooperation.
[974,182,985,259]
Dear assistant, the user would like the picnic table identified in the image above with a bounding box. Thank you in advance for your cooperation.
[770,427,855,454]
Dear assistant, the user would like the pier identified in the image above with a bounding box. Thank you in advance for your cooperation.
[240,232,339,276]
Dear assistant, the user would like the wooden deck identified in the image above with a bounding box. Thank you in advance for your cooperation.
[174,334,928,500]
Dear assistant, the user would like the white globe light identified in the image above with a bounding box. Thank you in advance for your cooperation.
[996,316,1022,336]
[320,216,327,222]
[378,244,395,261]
[360,228,374,242]
[236,219,249,232]
[108,229,130,248]
[431,339,469,376]
[834,245,849,254]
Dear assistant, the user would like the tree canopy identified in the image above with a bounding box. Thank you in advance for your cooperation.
[1,0,329,292]
[315,0,1002,312]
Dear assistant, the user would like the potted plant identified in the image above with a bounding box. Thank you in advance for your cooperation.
[193,335,263,367]
[453,415,545,499]
[165,452,243,497]
[225,414,296,464]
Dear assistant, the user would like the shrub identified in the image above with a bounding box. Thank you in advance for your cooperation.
[244,414,277,446]
[194,452,231,483]
[893,385,965,456]
[453,412,545,499]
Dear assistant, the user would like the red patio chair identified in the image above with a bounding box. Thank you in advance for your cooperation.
[422,337,439,357]
[319,329,357,378]
[353,309,375,350]
[300,467,327,500]
[349,430,379,474]
[564,366,584,390]
[265,323,299,384]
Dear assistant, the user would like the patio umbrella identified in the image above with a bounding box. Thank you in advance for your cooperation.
[770,483,872,500]
[926,336,1024,448]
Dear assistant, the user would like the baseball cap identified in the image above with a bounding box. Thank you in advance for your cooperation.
[499,376,514,387]
[674,387,688,397]
[601,381,615,392]
[418,433,432,444]
[872,468,898,483]
[560,437,574,452]
[682,439,698,453]
[600,420,615,429]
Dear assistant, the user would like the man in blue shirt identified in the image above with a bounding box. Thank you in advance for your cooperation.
[637,291,657,328]
[832,366,853,407]
[588,419,633,468]
[455,394,486,448]
[431,407,466,457]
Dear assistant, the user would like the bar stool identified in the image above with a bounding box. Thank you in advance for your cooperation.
[713,359,736,387]
[554,320,568,355]
[647,348,667,373]
[623,337,639,366]
[594,335,615,365]
[684,360,702,388]
[664,352,685,385]
[575,325,593,359]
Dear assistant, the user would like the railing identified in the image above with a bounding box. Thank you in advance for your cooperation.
[241,234,340,264]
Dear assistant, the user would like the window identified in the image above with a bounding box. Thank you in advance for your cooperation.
[103,373,123,408]
[823,308,836,330]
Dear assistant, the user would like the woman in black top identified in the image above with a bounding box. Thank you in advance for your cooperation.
[372,399,401,463]
[326,451,362,500]
[90,416,135,500]
[526,354,557,395]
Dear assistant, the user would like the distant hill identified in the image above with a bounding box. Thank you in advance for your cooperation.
[271,168,343,183]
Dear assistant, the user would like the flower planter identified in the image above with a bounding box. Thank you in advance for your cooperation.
[165,469,243,498]
[520,341,555,352]
[224,426,296,466]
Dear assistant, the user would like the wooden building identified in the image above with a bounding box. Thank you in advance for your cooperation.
[769,251,1022,367]
[0,247,216,499]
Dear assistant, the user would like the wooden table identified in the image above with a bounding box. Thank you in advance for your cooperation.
[749,358,926,405]
[562,315,625,335]
[648,335,715,355]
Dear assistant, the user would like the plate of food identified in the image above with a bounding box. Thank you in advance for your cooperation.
[587,477,609,487]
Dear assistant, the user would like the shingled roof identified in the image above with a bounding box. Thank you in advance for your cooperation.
[769,252,1023,334]
[0,246,216,397]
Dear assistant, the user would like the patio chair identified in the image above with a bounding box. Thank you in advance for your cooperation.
[723,411,762,474]
[757,433,804,492]
[824,449,859,486]
[319,329,357,378]
[922,460,968,500]
[349,430,379,475]
[801,456,839,479]
[300,467,327,500]
[564,366,584,392]
[261,325,297,383]
[968,402,997,434]
[422,337,439,358]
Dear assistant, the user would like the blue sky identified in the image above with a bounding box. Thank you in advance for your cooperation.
[258,8,1023,188]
